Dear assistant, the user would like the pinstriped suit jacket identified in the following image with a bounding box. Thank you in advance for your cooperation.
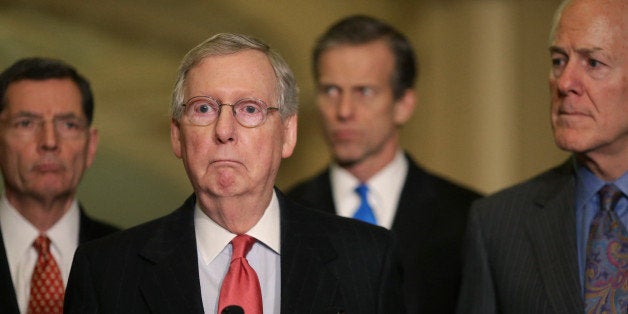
[457,160,584,314]
[0,207,119,314]
[64,191,405,313]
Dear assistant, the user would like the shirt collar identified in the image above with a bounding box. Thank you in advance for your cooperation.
[329,150,407,228]
[330,149,407,191]
[369,150,408,205]
[47,201,80,264]
[575,160,628,207]
[195,191,281,265]
[0,194,80,270]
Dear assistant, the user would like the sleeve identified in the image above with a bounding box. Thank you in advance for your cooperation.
[376,233,406,314]
[456,205,497,314]
[64,245,99,314]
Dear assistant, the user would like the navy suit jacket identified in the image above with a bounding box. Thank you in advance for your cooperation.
[64,191,405,313]
[287,154,481,313]
[457,161,583,313]
[0,206,119,314]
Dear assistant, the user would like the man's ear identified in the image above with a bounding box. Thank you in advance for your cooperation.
[170,119,183,159]
[282,114,298,159]
[85,127,99,168]
[393,89,416,126]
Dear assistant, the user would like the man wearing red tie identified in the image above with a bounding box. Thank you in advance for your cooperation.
[0,57,119,314]
[64,33,404,313]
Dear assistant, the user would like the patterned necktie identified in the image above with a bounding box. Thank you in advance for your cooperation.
[353,183,377,225]
[584,184,628,313]
[28,235,64,314]
[218,234,263,314]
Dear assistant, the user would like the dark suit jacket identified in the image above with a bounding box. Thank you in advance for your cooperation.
[0,206,119,314]
[287,154,482,313]
[456,160,583,314]
[64,191,405,314]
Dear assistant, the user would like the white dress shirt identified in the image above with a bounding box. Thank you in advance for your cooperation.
[0,195,80,313]
[330,150,408,229]
[196,191,281,314]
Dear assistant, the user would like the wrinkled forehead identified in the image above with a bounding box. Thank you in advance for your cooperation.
[554,0,628,54]
[184,51,278,99]
[3,78,84,116]
[558,0,627,33]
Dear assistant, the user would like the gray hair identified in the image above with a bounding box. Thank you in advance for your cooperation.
[171,33,298,120]
[549,0,572,43]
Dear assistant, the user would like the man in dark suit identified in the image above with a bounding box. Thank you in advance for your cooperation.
[0,57,119,314]
[287,15,481,313]
[64,33,404,313]
[457,0,628,313]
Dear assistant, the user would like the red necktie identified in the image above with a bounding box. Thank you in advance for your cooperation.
[218,234,263,314]
[28,235,64,314]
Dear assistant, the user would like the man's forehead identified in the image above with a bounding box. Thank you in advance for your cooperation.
[3,79,84,116]
[185,51,277,97]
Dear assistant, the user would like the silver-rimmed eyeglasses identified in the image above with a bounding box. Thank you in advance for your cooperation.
[181,96,279,128]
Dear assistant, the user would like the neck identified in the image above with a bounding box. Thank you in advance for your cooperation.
[341,143,400,183]
[197,189,273,234]
[577,152,628,182]
[5,192,74,232]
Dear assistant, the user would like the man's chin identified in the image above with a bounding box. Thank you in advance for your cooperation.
[554,134,591,154]
[30,188,73,202]
[334,156,362,168]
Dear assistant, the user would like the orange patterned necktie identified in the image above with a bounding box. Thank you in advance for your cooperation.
[218,234,263,314]
[28,235,64,314]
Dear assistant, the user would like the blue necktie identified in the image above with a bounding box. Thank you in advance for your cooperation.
[584,184,628,313]
[353,184,377,225]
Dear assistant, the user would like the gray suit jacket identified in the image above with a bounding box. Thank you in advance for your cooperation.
[457,160,583,314]
[0,206,119,314]
[64,191,405,313]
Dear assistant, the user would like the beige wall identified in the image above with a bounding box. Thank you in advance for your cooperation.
[0,0,567,228]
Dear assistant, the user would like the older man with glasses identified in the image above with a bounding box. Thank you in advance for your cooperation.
[64,33,405,314]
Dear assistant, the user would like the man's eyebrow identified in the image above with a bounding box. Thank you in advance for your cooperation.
[53,112,83,120]
[549,45,604,55]
[549,46,566,54]
[8,112,83,121]
[10,111,41,119]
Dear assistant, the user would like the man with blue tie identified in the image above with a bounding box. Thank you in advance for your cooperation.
[457,0,628,312]
[288,15,481,313]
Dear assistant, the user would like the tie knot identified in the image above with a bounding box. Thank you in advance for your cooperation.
[33,235,51,255]
[355,183,369,199]
[599,184,623,212]
[230,234,255,261]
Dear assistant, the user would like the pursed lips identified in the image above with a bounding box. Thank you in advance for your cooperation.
[210,159,243,166]
[332,128,360,141]
[556,101,592,117]
[33,161,64,172]
[554,103,594,126]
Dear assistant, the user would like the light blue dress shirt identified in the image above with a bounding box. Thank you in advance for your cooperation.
[575,162,628,294]
[195,192,281,314]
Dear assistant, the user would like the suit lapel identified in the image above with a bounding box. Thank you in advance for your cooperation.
[312,170,337,214]
[77,205,117,243]
[391,156,434,235]
[0,230,19,314]
[137,196,204,313]
[525,163,583,312]
[279,192,341,313]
